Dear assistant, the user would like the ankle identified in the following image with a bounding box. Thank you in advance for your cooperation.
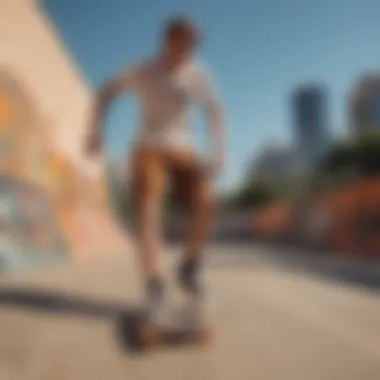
[184,249,202,263]
[180,254,201,276]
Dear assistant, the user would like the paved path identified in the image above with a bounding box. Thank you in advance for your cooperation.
[1,244,380,380]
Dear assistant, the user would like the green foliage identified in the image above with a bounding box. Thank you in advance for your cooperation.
[107,180,131,225]
[227,178,278,210]
[320,140,355,173]
[355,132,380,175]
[320,131,380,178]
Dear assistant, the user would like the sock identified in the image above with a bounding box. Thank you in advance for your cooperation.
[146,276,164,299]
[180,254,202,278]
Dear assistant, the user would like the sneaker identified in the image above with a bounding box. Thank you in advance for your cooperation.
[177,257,203,298]
[144,277,167,325]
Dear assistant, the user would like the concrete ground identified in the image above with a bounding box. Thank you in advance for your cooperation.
[1,244,380,380]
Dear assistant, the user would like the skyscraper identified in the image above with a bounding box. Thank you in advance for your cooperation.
[350,74,380,136]
[292,85,329,166]
[249,141,304,181]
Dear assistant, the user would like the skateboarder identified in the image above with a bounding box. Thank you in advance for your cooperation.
[85,16,226,321]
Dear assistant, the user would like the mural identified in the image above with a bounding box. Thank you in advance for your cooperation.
[0,70,129,260]
[0,70,70,257]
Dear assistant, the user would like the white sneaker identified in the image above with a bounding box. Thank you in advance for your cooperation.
[144,295,170,327]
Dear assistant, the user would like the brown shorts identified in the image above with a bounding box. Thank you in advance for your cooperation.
[129,146,212,213]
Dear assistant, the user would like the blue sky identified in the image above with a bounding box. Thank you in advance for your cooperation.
[43,0,380,190]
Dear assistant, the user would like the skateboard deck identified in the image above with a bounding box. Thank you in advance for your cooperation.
[116,306,212,352]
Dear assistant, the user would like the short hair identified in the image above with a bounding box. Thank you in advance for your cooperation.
[163,16,202,45]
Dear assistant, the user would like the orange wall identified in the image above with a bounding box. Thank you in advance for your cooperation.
[253,202,294,240]
[253,178,380,257]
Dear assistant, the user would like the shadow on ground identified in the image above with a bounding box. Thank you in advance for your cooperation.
[279,257,380,292]
[0,287,148,352]
[0,288,134,318]
[253,244,380,292]
[0,288,206,353]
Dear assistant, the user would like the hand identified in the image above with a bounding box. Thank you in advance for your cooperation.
[84,130,102,157]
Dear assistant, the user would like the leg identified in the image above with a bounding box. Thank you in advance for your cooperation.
[130,148,167,312]
[170,154,215,296]
[184,175,214,263]
[181,176,214,296]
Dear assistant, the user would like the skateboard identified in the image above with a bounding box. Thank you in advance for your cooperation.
[116,305,213,352]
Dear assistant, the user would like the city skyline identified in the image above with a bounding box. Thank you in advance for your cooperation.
[350,75,380,136]
[292,84,329,166]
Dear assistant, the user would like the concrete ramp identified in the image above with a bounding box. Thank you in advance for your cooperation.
[1,246,380,380]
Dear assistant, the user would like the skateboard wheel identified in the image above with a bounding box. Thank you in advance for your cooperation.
[197,327,213,345]
[139,324,160,349]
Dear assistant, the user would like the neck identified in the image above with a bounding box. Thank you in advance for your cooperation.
[160,51,189,72]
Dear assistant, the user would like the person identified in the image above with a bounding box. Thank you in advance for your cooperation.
[85,16,226,320]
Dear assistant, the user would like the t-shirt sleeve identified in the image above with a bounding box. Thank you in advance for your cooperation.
[193,67,222,108]
[193,66,224,129]
[192,66,226,160]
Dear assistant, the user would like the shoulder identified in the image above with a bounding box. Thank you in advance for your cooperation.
[187,60,211,80]
[186,60,216,91]
[133,58,164,75]
[187,60,218,89]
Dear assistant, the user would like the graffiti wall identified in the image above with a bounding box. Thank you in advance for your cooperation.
[0,1,131,261]
[0,70,70,256]
[0,70,130,259]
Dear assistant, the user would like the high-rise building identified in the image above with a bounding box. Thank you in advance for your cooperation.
[292,84,329,166]
[249,141,304,181]
[349,74,380,136]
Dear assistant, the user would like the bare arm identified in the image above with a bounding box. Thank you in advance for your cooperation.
[85,65,141,154]
[88,76,126,136]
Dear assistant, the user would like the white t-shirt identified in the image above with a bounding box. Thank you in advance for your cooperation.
[103,58,224,148]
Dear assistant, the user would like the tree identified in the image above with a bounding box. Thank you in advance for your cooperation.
[319,140,356,174]
[107,177,132,226]
[355,132,380,175]
[228,179,277,210]
[319,132,380,180]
